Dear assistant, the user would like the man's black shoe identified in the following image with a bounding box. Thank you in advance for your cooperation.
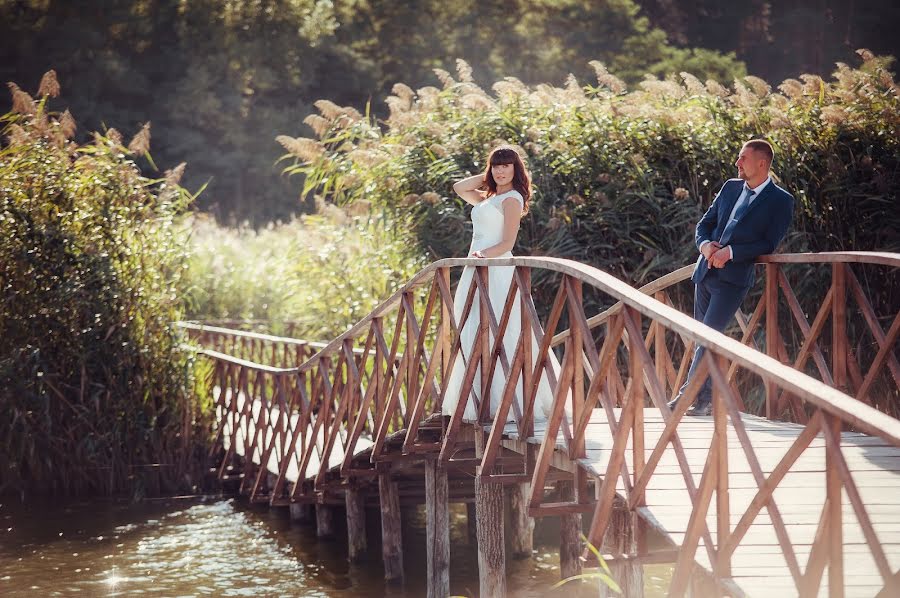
[685,397,712,417]
[666,395,682,412]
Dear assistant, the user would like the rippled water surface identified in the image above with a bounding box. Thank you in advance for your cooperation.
[1,497,669,597]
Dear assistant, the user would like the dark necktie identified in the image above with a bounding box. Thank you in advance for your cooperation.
[719,187,755,246]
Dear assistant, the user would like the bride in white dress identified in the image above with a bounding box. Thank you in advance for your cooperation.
[441,146,561,423]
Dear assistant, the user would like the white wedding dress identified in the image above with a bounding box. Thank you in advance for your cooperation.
[441,189,562,423]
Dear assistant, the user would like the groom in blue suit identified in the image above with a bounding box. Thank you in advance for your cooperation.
[669,139,794,416]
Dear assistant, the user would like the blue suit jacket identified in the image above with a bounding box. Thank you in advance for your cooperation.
[691,178,794,288]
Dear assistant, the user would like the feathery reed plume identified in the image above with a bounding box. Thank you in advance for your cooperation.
[705,79,729,98]
[589,61,626,94]
[392,83,415,103]
[820,105,849,126]
[428,143,448,158]
[8,82,35,115]
[341,106,363,122]
[421,191,441,206]
[304,114,330,137]
[106,128,124,145]
[314,99,343,120]
[276,135,325,161]
[38,70,61,98]
[433,68,455,89]
[460,93,494,110]
[417,86,440,101]
[673,188,689,201]
[7,123,28,145]
[778,78,804,99]
[729,80,756,107]
[493,79,526,98]
[456,59,474,83]
[856,48,876,63]
[128,122,151,154]
[33,112,49,136]
[767,107,791,129]
[386,95,411,117]
[680,72,706,95]
[165,162,187,187]
[744,75,771,97]
[59,109,76,139]
[565,74,585,98]
[800,74,825,95]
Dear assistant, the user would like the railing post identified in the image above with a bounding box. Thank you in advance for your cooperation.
[765,263,779,419]
[826,414,844,597]
[832,262,848,392]
[714,353,731,578]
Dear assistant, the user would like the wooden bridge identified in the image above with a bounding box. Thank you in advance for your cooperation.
[183,251,900,598]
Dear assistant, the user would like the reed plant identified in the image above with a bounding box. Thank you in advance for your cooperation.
[0,72,206,496]
[278,52,899,316]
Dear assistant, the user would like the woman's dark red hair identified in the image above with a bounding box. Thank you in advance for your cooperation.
[483,145,531,214]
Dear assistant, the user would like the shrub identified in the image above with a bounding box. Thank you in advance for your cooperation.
[0,72,204,496]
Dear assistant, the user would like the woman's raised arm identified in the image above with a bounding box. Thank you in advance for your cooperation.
[453,174,487,206]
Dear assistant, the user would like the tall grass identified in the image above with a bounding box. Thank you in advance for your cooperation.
[183,210,428,342]
[0,72,206,497]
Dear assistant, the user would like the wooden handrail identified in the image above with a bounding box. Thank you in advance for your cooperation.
[193,250,900,597]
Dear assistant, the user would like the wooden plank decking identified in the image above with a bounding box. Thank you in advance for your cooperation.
[221,389,900,597]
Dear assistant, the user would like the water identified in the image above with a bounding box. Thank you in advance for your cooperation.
[1,497,670,597]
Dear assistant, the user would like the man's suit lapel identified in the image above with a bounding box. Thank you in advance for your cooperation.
[718,183,741,231]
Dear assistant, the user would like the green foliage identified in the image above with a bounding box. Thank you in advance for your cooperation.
[552,533,621,593]
[183,211,428,341]
[279,53,900,317]
[0,0,745,225]
[0,77,204,496]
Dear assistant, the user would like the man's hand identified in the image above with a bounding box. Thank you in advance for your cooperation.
[709,246,731,268]
[701,241,722,261]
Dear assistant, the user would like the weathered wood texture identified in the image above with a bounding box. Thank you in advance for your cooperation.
[379,473,404,582]
[508,482,534,559]
[345,485,367,562]
[425,459,450,598]
[475,475,506,597]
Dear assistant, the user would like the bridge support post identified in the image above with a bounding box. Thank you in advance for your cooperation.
[345,483,367,562]
[466,502,477,543]
[557,479,582,580]
[475,475,506,596]
[475,430,506,596]
[289,501,312,523]
[378,472,404,582]
[602,503,644,598]
[316,502,334,538]
[425,458,450,598]
[509,482,534,559]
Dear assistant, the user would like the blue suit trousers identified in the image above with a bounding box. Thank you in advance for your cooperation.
[679,269,749,402]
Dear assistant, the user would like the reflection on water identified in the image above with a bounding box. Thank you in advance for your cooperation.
[1,497,670,597]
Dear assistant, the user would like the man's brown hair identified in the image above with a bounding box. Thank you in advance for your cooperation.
[743,139,774,164]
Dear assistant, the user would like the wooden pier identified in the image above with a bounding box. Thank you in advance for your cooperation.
[183,251,900,597]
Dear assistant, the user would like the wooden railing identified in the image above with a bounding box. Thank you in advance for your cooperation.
[189,252,900,597]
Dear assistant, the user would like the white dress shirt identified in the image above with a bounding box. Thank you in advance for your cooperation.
[700,176,771,260]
